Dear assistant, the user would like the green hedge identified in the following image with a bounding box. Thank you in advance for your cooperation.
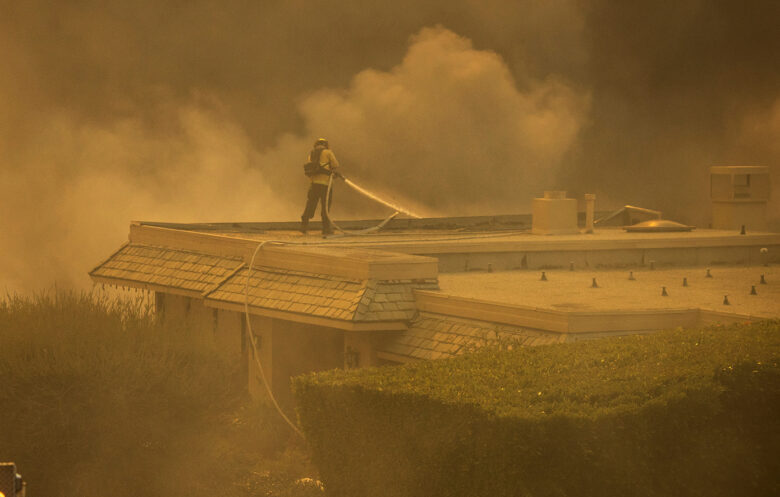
[293,320,780,497]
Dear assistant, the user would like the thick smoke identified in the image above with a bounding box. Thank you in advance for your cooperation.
[0,103,295,292]
[565,0,780,223]
[299,27,589,216]
[253,26,588,218]
[1,24,585,293]
[1,1,778,293]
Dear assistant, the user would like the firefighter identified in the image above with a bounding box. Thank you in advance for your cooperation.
[301,138,340,235]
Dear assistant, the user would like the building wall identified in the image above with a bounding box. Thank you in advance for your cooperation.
[155,293,248,395]
[215,308,244,360]
[154,292,370,410]
[156,293,215,334]
[247,314,275,402]
[188,297,217,335]
[268,319,344,410]
[344,331,382,368]
[156,293,188,325]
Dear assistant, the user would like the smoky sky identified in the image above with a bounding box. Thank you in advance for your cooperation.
[1,0,778,293]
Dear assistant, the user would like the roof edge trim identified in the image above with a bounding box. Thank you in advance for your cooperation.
[88,241,130,276]
[203,298,409,331]
[89,275,202,298]
[413,291,756,333]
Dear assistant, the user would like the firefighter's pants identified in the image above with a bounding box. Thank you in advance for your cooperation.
[301,183,333,232]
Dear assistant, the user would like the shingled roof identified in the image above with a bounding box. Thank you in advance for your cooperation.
[204,266,438,322]
[89,244,244,295]
[90,243,439,325]
[377,311,566,362]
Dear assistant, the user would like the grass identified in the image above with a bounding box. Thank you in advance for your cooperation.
[0,289,320,497]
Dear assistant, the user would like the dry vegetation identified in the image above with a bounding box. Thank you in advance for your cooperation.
[0,290,320,497]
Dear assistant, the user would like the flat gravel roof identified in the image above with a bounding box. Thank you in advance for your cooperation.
[437,266,780,318]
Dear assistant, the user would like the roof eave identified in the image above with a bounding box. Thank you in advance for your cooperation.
[202,298,409,331]
[89,274,203,299]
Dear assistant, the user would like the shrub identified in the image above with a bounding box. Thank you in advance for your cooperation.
[0,290,304,497]
[294,320,780,497]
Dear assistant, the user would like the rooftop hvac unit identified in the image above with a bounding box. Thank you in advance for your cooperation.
[710,166,770,230]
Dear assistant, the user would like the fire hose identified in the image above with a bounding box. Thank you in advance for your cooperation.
[244,240,305,439]
[323,172,421,237]
[244,172,423,438]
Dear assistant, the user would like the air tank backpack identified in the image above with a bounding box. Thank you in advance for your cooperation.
[303,148,330,177]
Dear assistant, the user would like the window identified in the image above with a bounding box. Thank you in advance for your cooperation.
[734,174,751,198]
[733,174,750,187]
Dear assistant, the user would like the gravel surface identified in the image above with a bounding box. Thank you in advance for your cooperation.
[438,265,780,317]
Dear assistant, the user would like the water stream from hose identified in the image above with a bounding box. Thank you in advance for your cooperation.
[341,177,422,219]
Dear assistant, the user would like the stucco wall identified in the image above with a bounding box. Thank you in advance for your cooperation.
[154,293,376,408]
[268,319,344,410]
[246,315,274,401]
[215,308,244,359]
[344,331,382,368]
[156,293,215,334]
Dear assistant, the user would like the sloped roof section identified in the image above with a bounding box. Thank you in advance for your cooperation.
[205,266,439,323]
[206,266,366,321]
[89,244,244,294]
[354,279,439,322]
[378,311,565,362]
